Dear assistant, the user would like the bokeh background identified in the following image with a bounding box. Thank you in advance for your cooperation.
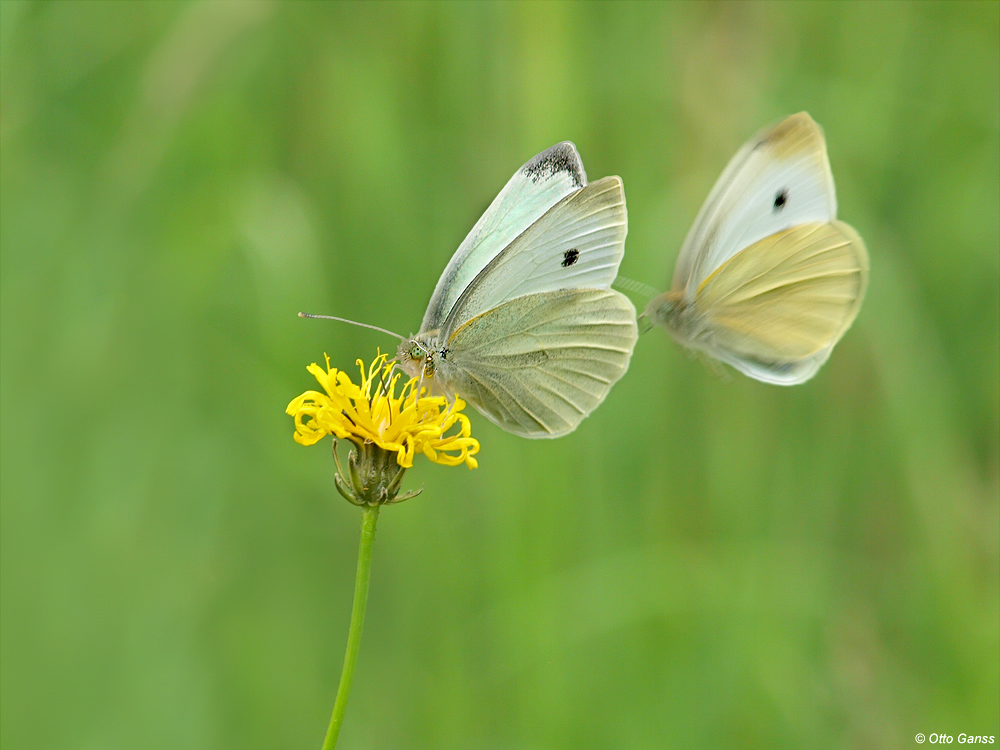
[2,2,997,748]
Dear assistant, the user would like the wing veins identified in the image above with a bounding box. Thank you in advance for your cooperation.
[461,367,550,433]
[527,376,588,416]
[712,268,860,307]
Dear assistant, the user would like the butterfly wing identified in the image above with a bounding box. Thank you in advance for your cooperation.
[420,142,588,333]
[693,221,868,384]
[673,112,838,298]
[441,176,627,334]
[441,288,638,438]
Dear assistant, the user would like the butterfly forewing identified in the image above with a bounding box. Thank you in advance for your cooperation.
[442,176,627,335]
[697,221,868,374]
[421,142,587,333]
[675,112,838,296]
[443,289,638,438]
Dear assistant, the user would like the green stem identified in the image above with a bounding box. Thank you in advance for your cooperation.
[322,504,380,750]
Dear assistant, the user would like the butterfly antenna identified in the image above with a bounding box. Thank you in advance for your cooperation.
[613,276,662,300]
[297,312,405,341]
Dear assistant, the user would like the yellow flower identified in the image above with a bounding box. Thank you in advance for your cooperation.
[286,352,479,469]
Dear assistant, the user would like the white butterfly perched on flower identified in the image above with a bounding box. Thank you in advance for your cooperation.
[306,143,638,438]
[645,112,869,385]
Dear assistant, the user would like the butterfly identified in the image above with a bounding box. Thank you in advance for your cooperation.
[645,112,869,385]
[308,143,638,438]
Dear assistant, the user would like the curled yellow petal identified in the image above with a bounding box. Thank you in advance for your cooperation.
[286,351,480,469]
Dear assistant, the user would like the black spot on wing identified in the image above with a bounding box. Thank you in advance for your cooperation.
[521,142,585,188]
[773,188,788,212]
[561,248,580,267]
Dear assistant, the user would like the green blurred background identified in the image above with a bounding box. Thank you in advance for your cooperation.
[2,1,997,748]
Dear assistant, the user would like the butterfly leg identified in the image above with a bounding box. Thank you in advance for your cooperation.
[377,362,399,400]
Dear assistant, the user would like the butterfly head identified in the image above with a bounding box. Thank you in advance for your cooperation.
[644,290,685,329]
[396,336,439,379]
[645,289,712,351]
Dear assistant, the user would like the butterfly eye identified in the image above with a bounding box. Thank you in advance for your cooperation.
[773,189,788,212]
[561,248,580,267]
[409,344,424,360]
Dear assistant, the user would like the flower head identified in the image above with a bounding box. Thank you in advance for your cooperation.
[286,352,479,469]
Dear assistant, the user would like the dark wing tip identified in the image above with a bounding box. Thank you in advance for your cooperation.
[521,142,587,188]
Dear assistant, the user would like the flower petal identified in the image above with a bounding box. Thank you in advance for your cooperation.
[287,353,480,469]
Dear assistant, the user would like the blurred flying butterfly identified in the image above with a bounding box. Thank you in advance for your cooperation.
[645,112,869,385]
[304,143,638,437]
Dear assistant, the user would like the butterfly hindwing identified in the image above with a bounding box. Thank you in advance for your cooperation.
[443,288,638,438]
[696,220,868,383]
